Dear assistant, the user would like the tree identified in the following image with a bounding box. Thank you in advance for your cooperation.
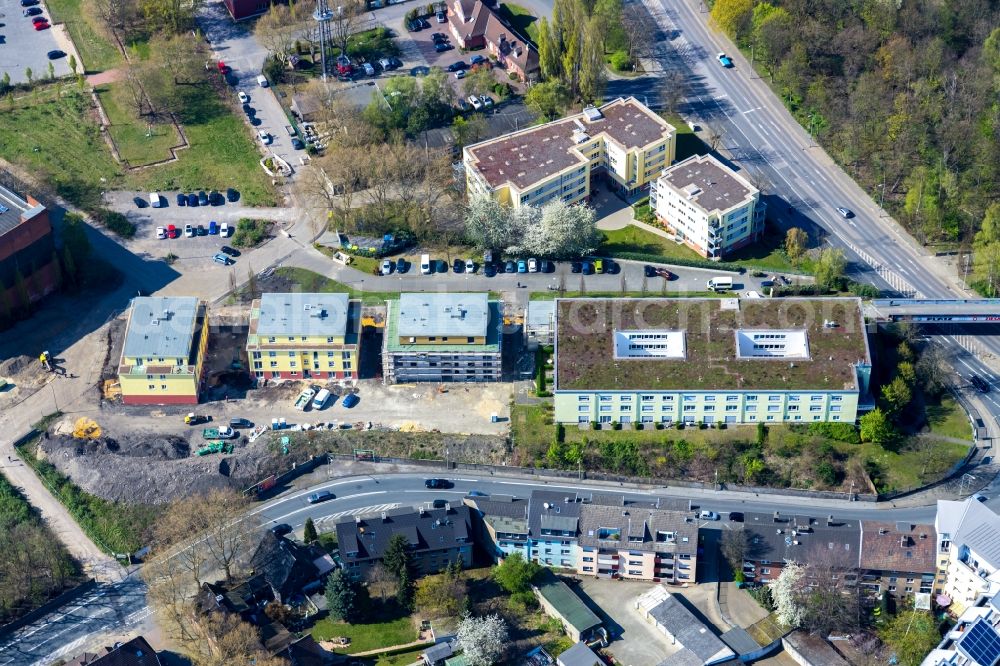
[879,609,943,666]
[457,614,508,666]
[383,533,414,607]
[325,569,357,621]
[330,0,364,55]
[366,562,398,602]
[452,114,488,150]
[784,227,807,263]
[619,1,652,65]
[415,562,467,618]
[520,200,601,258]
[465,196,516,251]
[122,65,147,118]
[771,561,805,627]
[710,0,753,44]
[492,552,540,594]
[659,69,687,114]
[255,3,301,65]
[303,517,318,544]
[68,55,77,75]
[138,0,202,33]
[720,528,748,573]
[462,67,495,98]
[525,80,569,121]
[881,375,912,415]
[536,17,562,80]
[25,68,33,87]
[751,2,794,73]
[860,408,895,444]
[814,248,846,289]
[578,17,607,103]
[798,552,861,636]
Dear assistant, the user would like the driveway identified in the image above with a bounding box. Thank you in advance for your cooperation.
[0,0,74,83]
[196,0,303,178]
[576,578,673,666]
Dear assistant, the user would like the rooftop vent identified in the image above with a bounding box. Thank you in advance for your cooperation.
[582,106,604,122]
[381,511,388,521]
[355,515,362,523]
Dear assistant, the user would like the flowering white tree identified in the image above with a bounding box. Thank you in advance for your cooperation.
[464,196,520,252]
[521,200,601,258]
[457,613,508,666]
[772,561,805,628]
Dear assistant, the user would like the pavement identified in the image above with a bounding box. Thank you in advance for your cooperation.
[576,578,669,666]
[0,0,75,83]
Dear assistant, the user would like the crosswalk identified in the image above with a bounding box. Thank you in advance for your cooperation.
[314,503,400,527]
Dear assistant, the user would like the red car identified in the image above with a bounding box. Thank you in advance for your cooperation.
[33,20,50,30]
[166,224,177,238]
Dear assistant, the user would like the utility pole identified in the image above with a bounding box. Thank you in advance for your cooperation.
[313,0,334,81]
[749,44,755,79]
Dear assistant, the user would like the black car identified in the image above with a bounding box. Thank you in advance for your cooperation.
[453,258,464,273]
[396,257,407,273]
[424,478,452,489]
[447,61,467,72]
[582,261,594,275]
[406,19,419,31]
[484,263,496,277]
[209,190,223,205]
[229,417,253,429]
[434,42,453,52]
[197,190,209,206]
[226,188,239,202]
[571,261,582,273]
[221,245,241,257]
[196,225,207,236]
[308,490,335,504]
[23,6,42,15]
[971,375,991,393]
[20,0,39,6]
[605,259,619,274]
[133,196,148,208]
[242,103,253,116]
[437,259,449,273]
[389,56,403,68]
[644,265,657,277]
[292,138,305,150]
[187,192,198,206]
[505,260,516,273]
[47,50,65,60]
[176,193,186,206]
[541,260,555,273]
[270,523,293,536]
[728,512,744,522]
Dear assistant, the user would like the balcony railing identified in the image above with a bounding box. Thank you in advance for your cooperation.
[120,364,196,376]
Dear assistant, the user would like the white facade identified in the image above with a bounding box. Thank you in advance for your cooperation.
[936,499,1000,615]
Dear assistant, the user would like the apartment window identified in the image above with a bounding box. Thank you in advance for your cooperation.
[704,395,715,402]
[343,362,352,370]
[600,395,612,402]
[830,406,841,412]
[600,405,612,412]
[642,405,654,412]
[767,405,780,412]
[290,362,297,368]
[832,396,843,402]
[288,351,296,357]
[726,405,738,411]
[579,406,589,412]
[811,395,823,401]
[788,405,799,412]
[726,395,738,402]
[327,337,335,343]
[252,352,262,360]
[683,395,696,402]
[161,384,167,389]
[789,395,800,401]
[270,361,278,368]
[579,395,590,401]
[703,405,715,412]
[762,568,771,574]
[662,395,674,401]
[620,395,632,402]
[810,406,822,412]
[148,384,155,390]
[269,351,277,358]
[746,395,758,401]
[769,395,781,402]
[620,405,632,412]
[684,405,696,412]
[642,395,655,401]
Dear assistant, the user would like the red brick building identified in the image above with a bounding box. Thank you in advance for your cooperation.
[0,185,59,314]
[223,0,273,21]
[447,0,540,82]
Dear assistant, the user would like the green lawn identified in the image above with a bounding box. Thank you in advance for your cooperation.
[374,647,431,666]
[0,90,124,209]
[845,439,970,493]
[498,3,539,44]
[599,226,703,262]
[45,0,123,73]
[925,395,973,441]
[96,83,182,166]
[311,616,417,654]
[661,112,708,162]
[124,87,275,206]
[273,267,402,305]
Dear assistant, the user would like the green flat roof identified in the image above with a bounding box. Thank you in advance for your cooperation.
[534,570,602,634]
[555,297,869,392]
[385,299,502,353]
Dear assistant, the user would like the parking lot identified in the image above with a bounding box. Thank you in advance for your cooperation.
[0,0,75,83]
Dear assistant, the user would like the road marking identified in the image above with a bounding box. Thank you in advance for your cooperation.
[314,503,400,525]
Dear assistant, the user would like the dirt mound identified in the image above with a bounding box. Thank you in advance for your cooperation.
[0,355,33,375]
[47,434,190,461]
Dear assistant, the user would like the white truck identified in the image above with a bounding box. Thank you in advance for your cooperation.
[294,387,316,410]
[707,276,733,292]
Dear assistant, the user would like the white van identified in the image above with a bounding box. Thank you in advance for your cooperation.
[707,276,733,292]
[149,192,162,208]
[420,254,431,275]
[256,74,268,87]
[312,388,331,410]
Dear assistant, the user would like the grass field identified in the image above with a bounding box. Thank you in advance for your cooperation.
[599,225,703,262]
[498,3,539,43]
[850,438,970,493]
[661,112,707,162]
[311,616,417,654]
[0,90,124,208]
[272,268,402,305]
[95,83,182,166]
[45,0,123,73]
[925,395,973,441]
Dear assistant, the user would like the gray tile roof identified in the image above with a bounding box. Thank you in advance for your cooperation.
[656,649,703,666]
[122,297,201,360]
[397,293,490,339]
[336,505,472,563]
[255,292,351,338]
[556,642,601,666]
[643,590,735,664]
[528,491,584,539]
[0,184,31,237]
[743,511,861,568]
[576,502,697,554]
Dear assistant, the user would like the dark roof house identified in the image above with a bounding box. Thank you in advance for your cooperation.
[64,636,162,666]
[742,512,862,568]
[250,533,333,603]
[336,505,473,566]
[201,574,272,619]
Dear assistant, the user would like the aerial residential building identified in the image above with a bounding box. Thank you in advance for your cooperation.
[859,520,937,600]
[464,97,676,208]
[0,184,59,313]
[335,505,473,580]
[556,642,603,666]
[64,636,163,666]
[922,589,1000,666]
[382,293,502,383]
[553,297,872,426]
[936,498,1000,615]
[740,512,862,586]
[464,494,532,561]
[782,631,851,666]
[118,297,208,405]
[649,153,765,258]
[635,586,736,666]
[446,0,539,81]
[247,293,361,381]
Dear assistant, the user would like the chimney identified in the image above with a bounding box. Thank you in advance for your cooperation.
[445,502,452,512]
[419,506,426,515]
[355,515,362,524]
[381,511,388,522]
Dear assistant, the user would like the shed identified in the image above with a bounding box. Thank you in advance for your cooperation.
[781,630,850,666]
[533,570,603,643]
[291,93,323,123]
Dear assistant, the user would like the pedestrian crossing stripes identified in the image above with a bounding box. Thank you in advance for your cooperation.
[314,504,400,526]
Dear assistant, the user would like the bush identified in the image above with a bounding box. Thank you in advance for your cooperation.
[555,423,565,443]
[633,420,642,430]
[263,55,285,85]
[807,422,860,444]
[609,50,632,71]
[231,218,270,248]
[611,421,622,431]
[508,71,519,81]
[91,208,135,239]
[591,421,599,430]
[848,280,881,298]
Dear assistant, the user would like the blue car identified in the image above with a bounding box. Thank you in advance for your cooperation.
[517,260,527,273]
[470,55,487,65]
[176,193,186,206]
[208,221,219,235]
[341,393,359,408]
[717,52,733,68]
[187,193,198,207]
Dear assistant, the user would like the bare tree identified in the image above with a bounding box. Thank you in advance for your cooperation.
[720,527,748,572]
[329,0,366,55]
[620,1,654,65]
[797,546,862,636]
[255,3,301,64]
[121,65,147,118]
[659,69,687,114]
[367,562,398,602]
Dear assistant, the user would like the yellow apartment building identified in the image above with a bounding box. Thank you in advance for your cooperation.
[118,296,208,405]
[464,97,676,208]
[247,292,361,381]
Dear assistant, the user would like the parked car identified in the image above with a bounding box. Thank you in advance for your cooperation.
[528,258,538,272]
[208,220,219,235]
[433,33,449,44]
[226,188,239,202]
[571,261,582,273]
[505,260,516,273]
[406,18,420,31]
[836,206,854,218]
[32,16,48,24]
[395,257,407,273]
[434,42,453,52]
[47,49,65,60]
[470,55,487,65]
[389,56,403,69]
[229,418,253,429]
[362,62,375,77]
[210,190,224,205]
[307,491,335,504]
[198,191,209,206]
[436,10,446,22]
[484,263,496,277]
[468,95,483,110]
[270,523,293,536]
[717,52,733,67]
[156,226,166,240]
[291,137,305,150]
[20,0,39,6]
[166,224,177,238]
[220,222,230,236]
[23,7,43,16]
[541,260,555,273]
[33,20,49,29]
[187,192,198,206]
[341,393,359,408]
[454,70,466,79]
[212,253,233,265]
[699,510,720,521]
[657,268,675,280]
[644,265,657,277]
[378,58,392,71]
[517,259,527,273]
[581,260,594,274]
[424,478,453,489]
[447,61,467,72]
[257,130,272,145]
[133,196,148,208]
[184,224,194,238]
[196,225,207,236]
[479,95,494,108]
[381,259,393,275]
[971,375,991,393]
[728,512,744,522]
[176,193,186,206]
[457,99,471,112]
[221,245,240,257]
[237,91,249,104]
[465,258,476,273]
[453,258,464,273]
[467,490,488,497]
[432,498,448,508]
